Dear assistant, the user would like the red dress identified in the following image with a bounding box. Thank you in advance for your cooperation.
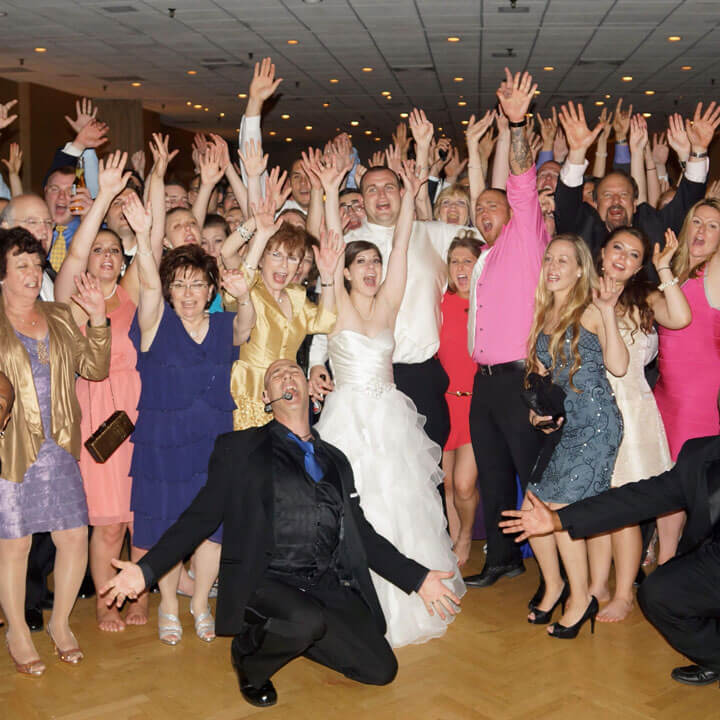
[437,291,476,451]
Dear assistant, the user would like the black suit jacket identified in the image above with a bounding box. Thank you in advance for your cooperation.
[139,423,428,636]
[558,435,720,555]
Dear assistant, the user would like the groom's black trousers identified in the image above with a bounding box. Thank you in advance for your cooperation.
[233,572,397,688]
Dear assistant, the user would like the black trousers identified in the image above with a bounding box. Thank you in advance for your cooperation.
[233,573,397,688]
[26,532,55,611]
[638,540,720,673]
[469,367,542,567]
[393,357,450,450]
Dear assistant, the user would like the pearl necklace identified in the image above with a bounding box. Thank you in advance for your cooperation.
[104,284,118,301]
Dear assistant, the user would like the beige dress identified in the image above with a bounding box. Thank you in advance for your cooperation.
[606,316,672,487]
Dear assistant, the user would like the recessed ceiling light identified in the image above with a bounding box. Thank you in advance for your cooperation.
[193,104,202,109]
[364,129,372,135]
[461,120,469,125]
[681,65,692,70]
[219,112,225,118]
[400,112,409,118]
[543,66,554,71]
[329,78,339,84]
[269,131,277,136]
[381,91,391,96]
[595,100,604,106]
[667,35,681,42]
[447,36,460,43]
[287,39,299,45]
[237,93,247,99]
[605,94,611,99]
[186,101,192,106]
[350,120,359,126]
[362,67,373,72]
[534,90,541,95]
[281,113,290,119]
[622,76,633,82]
[285,137,293,143]
[374,137,381,142]
[305,125,312,130]
[204,107,209,112]
[322,102,330,108]
[645,90,655,95]
[438,127,443,131]
[643,112,652,118]
[131,81,142,87]
[187,70,197,75]
[454,77,464,82]
[458,101,467,106]
[386,95,392,100]
[34,47,47,53]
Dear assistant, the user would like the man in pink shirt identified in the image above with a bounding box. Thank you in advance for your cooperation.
[464,69,552,588]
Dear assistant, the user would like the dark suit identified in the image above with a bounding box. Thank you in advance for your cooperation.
[139,422,428,685]
[557,435,720,671]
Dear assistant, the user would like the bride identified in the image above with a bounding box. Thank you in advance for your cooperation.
[314,160,466,647]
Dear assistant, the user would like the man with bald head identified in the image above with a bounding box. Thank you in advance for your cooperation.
[101,359,457,707]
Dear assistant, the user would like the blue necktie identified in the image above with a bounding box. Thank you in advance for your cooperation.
[287,432,325,483]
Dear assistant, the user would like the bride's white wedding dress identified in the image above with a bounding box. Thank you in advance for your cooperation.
[315,329,466,647]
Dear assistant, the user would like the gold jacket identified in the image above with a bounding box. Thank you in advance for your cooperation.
[0,301,111,484]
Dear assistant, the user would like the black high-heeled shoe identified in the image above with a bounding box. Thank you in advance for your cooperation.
[547,595,599,639]
[528,583,569,625]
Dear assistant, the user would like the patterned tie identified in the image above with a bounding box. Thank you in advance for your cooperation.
[287,432,325,483]
[49,225,67,272]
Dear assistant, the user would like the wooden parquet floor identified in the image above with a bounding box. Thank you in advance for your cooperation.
[1,542,718,720]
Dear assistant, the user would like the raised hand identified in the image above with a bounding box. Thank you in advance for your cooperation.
[706,178,720,200]
[385,143,402,175]
[528,130,543,162]
[98,149,131,197]
[686,101,720,153]
[99,558,146,608]
[1,142,22,175]
[558,101,603,161]
[417,570,461,620]
[130,149,146,179]
[220,267,251,299]
[537,107,558,150]
[149,133,178,178]
[499,491,557,542]
[598,106,613,143]
[368,150,385,168]
[248,57,283,114]
[613,98,632,142]
[354,163,367,187]
[238,139,268,179]
[208,133,232,174]
[71,272,106,324]
[76,119,109,151]
[651,132,669,166]
[592,274,623,312]
[466,110,496,153]
[265,165,291,211]
[122,192,152,235]
[399,158,428,198]
[653,228,679,270]
[667,113,691,161]
[64,97,98,134]
[198,143,226,187]
[496,67,537,123]
[313,227,345,281]
[408,108,434,149]
[552,127,568,162]
[333,133,354,170]
[629,114,648,154]
[444,146,467,180]
[0,99,18,130]
[478,128,498,162]
[496,107,510,136]
[251,195,283,237]
[392,122,411,159]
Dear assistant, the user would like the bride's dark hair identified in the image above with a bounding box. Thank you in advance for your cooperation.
[344,240,382,291]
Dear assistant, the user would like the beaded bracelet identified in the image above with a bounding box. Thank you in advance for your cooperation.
[658,276,679,292]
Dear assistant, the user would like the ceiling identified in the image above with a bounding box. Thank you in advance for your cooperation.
[1,0,719,154]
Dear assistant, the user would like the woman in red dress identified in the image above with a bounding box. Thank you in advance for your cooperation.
[437,233,484,566]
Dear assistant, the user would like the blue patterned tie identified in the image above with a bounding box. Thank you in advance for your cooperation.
[287,433,324,483]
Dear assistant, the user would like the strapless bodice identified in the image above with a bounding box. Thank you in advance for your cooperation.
[328,329,395,397]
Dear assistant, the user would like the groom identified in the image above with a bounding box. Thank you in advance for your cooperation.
[101,358,459,707]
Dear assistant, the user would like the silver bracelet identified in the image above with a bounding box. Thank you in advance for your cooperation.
[136,248,153,257]
[237,225,254,242]
[321,281,334,287]
[658,276,679,292]
[237,298,251,307]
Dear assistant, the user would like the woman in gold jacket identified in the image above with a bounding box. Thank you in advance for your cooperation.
[225,197,342,430]
[0,228,110,677]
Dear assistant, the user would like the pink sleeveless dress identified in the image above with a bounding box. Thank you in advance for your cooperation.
[654,273,720,460]
[77,285,141,525]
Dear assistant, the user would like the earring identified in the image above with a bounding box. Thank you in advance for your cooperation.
[577,271,582,278]
[0,430,5,439]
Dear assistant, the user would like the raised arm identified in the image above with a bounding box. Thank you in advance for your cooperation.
[491,109,510,189]
[312,228,344,316]
[300,149,325,239]
[629,114,649,204]
[220,267,256,345]
[303,148,353,237]
[496,68,537,177]
[2,143,23,197]
[592,107,612,179]
[588,276,629,377]
[192,137,227,227]
[220,217,256,270]
[238,139,268,210]
[649,228,691,329]
[644,143,660,209]
[147,133,177,249]
[408,108,434,220]
[244,195,283,271]
[465,110,495,210]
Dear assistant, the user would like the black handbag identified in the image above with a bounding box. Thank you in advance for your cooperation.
[83,377,134,464]
[520,372,566,430]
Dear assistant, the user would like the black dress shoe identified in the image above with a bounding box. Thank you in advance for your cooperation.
[464,562,525,588]
[25,607,44,633]
[671,665,720,686]
[77,575,95,600]
[231,655,277,707]
[40,591,54,611]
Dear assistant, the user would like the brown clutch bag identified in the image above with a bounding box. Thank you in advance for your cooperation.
[83,377,135,464]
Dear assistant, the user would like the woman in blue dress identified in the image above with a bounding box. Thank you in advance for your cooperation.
[123,195,255,645]
[524,234,628,638]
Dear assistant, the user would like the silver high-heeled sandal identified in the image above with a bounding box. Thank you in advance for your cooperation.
[158,608,183,645]
[190,606,215,643]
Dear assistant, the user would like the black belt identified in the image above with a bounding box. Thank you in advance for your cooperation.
[476,359,526,377]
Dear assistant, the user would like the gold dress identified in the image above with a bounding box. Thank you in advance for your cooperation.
[231,268,336,429]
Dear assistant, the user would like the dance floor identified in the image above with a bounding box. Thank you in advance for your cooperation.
[2,542,717,720]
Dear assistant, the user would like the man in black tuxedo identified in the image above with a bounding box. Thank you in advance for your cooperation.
[101,359,459,707]
[500,434,720,686]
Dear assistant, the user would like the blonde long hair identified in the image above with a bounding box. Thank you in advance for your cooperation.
[672,198,720,280]
[526,234,597,393]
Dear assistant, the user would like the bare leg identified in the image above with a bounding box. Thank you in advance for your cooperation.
[450,444,479,568]
[190,540,220,640]
[656,510,686,565]
[178,562,195,597]
[125,543,149,625]
[90,522,127,632]
[587,534,612,603]
[598,525,641,622]
[442,450,460,542]
[48,525,88,655]
[0,535,43,669]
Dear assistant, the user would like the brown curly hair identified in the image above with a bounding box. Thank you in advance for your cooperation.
[159,244,219,309]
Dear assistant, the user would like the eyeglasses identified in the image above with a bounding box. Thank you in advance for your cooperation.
[169,281,209,292]
[339,200,363,212]
[267,250,301,265]
[19,218,54,230]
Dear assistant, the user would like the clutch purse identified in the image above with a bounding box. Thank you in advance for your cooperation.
[520,372,566,429]
[83,378,134,464]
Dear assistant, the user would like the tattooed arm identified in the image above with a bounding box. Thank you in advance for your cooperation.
[495,67,537,176]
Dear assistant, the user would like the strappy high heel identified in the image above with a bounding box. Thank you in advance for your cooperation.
[158,608,183,645]
[5,636,45,676]
[528,583,570,625]
[548,595,599,639]
[190,606,216,643]
[46,624,83,664]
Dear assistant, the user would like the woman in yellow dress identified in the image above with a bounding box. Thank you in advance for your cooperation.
[226,196,343,429]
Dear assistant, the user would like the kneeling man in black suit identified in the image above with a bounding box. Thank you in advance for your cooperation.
[101,358,460,707]
[500,434,720,687]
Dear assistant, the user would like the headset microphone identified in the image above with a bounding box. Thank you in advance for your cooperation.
[263,392,294,413]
